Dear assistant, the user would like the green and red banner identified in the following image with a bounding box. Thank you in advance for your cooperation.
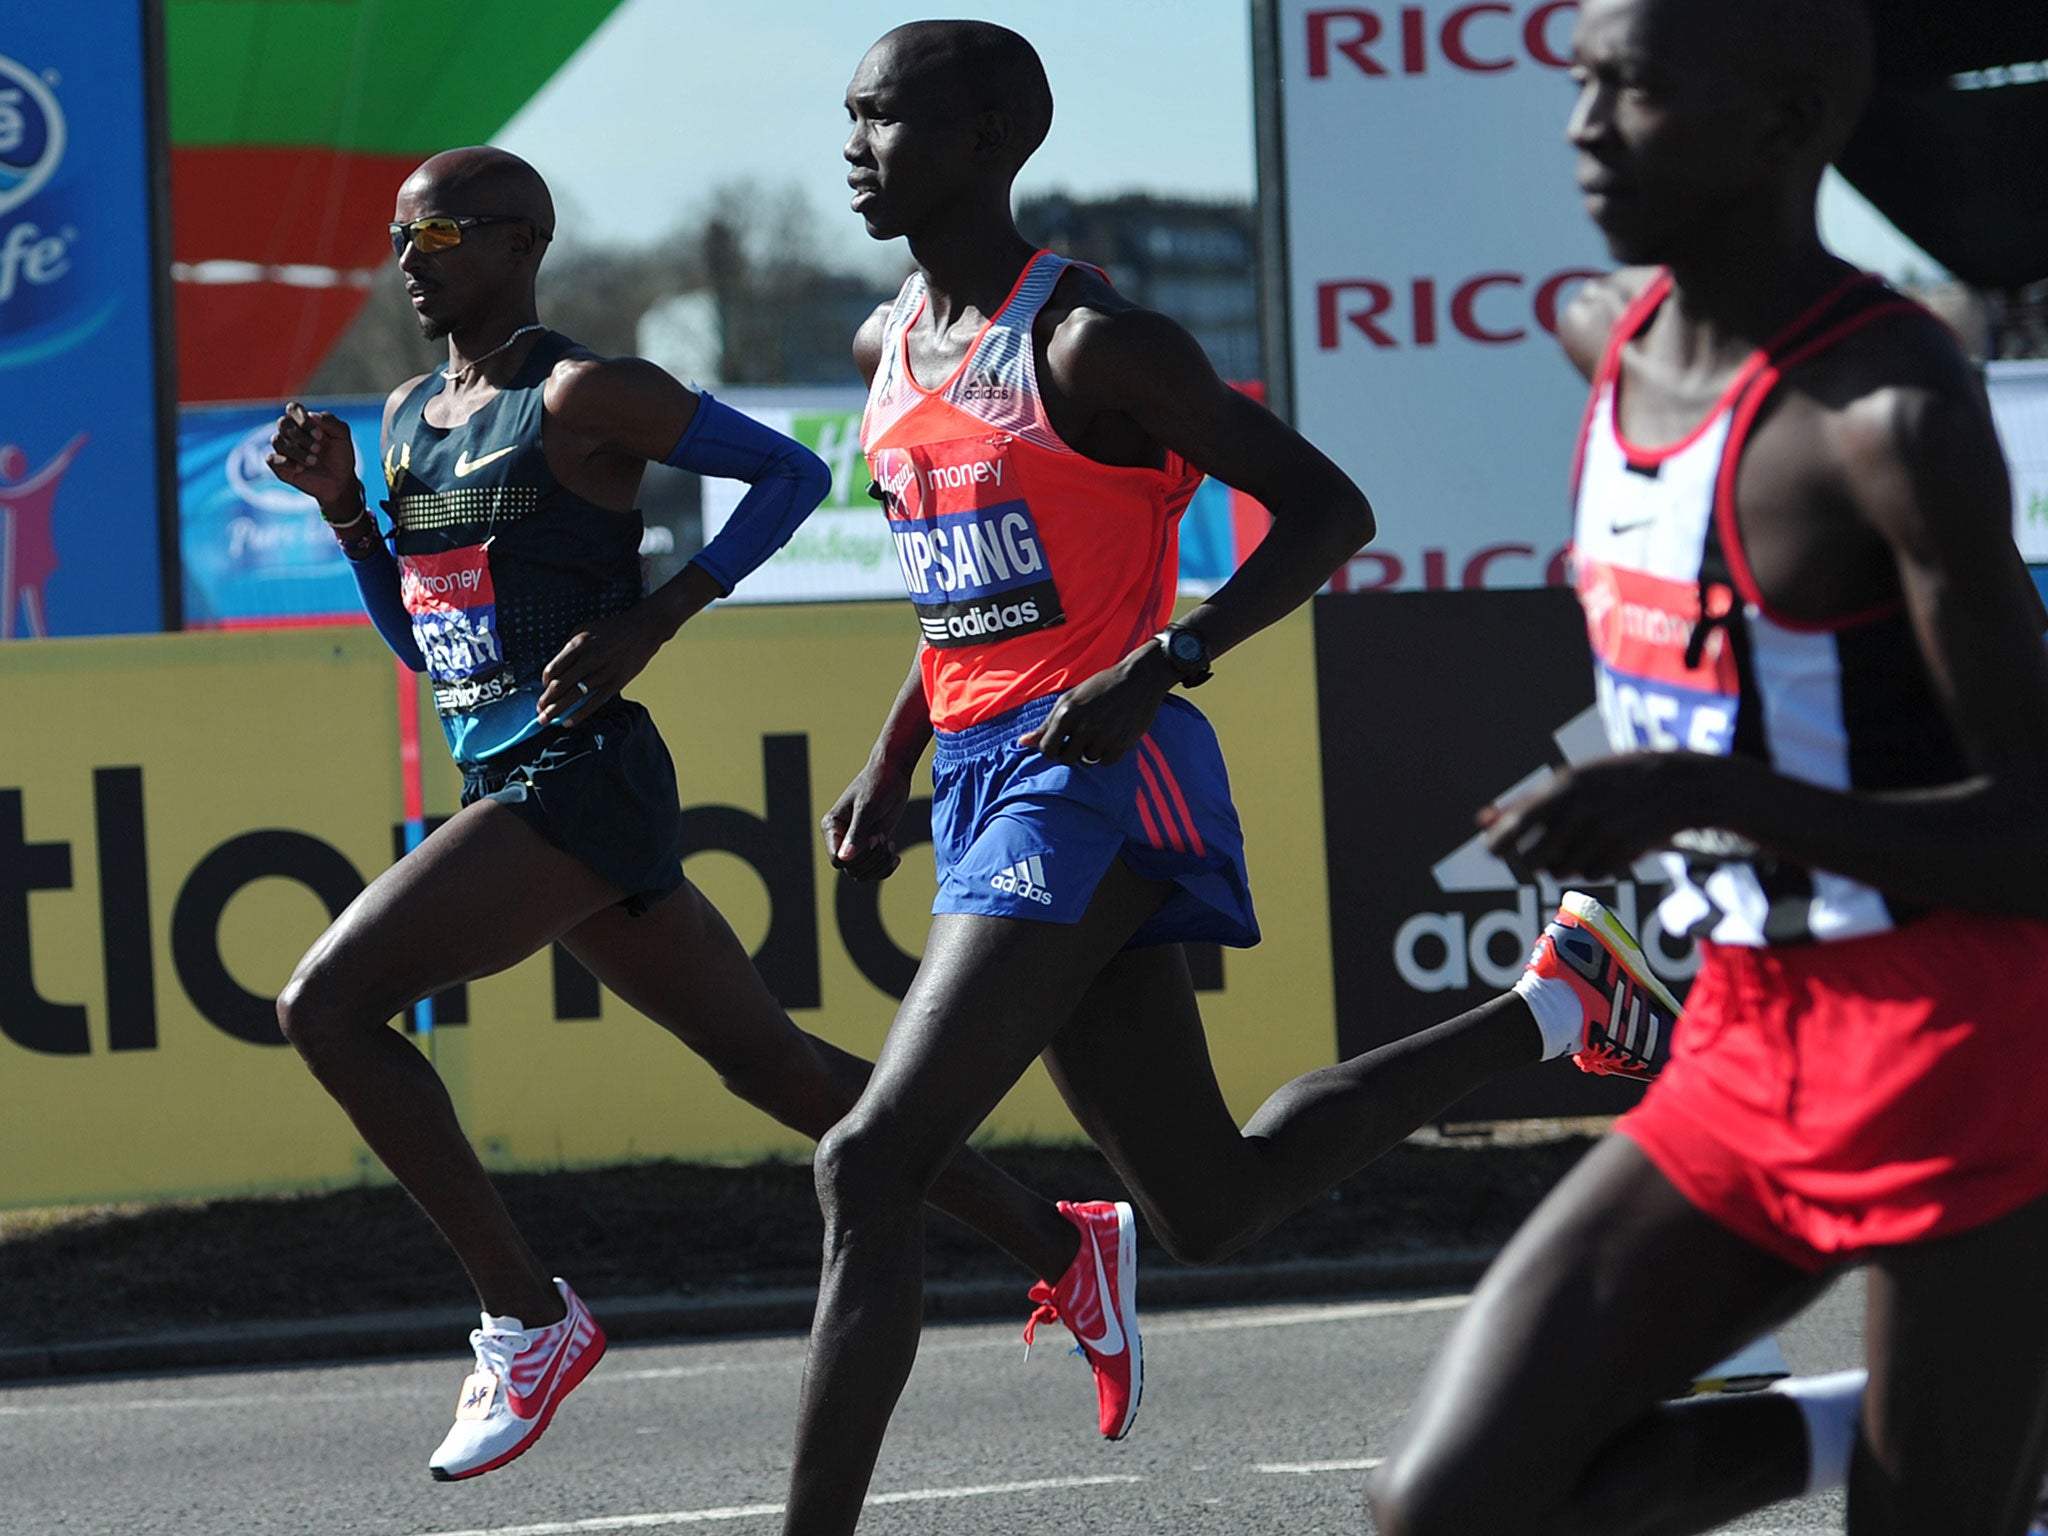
[166,0,623,402]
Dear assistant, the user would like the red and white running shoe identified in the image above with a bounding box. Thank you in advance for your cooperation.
[428,1278,606,1481]
[1525,891,1683,1081]
[1023,1199,1142,1440]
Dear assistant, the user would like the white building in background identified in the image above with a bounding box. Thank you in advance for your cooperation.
[637,290,723,390]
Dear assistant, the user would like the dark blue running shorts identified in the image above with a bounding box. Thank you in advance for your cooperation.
[460,698,686,916]
[929,692,1259,949]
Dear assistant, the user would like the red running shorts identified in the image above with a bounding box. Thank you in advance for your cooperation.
[1618,908,2048,1273]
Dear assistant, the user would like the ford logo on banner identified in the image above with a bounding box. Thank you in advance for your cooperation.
[0,53,65,218]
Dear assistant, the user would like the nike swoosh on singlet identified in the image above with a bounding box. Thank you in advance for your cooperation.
[453,446,518,477]
[1072,1231,1125,1357]
[1609,515,1657,535]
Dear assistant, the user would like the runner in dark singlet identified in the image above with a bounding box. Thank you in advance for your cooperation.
[1372,2,2048,1532]
[265,146,1118,1484]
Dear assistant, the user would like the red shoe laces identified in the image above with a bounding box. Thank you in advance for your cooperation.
[1022,1281,1059,1358]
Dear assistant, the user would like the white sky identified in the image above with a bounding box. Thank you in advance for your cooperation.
[498,0,1942,282]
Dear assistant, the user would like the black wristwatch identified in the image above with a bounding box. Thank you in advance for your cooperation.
[1153,624,1213,688]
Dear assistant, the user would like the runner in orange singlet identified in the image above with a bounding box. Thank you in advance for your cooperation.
[778,23,1693,1534]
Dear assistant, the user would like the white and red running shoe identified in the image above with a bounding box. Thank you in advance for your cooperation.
[1023,1199,1142,1440]
[1525,891,1683,1082]
[428,1278,606,1481]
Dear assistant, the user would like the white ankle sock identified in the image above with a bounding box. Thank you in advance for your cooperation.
[1769,1368,1866,1497]
[1514,971,1585,1061]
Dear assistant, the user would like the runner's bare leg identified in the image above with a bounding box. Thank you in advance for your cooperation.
[1371,1135,1830,1536]
[1042,943,1542,1262]
[785,864,1171,1536]
[278,799,621,1324]
[1850,1189,2048,1534]
[563,889,1079,1277]
[284,800,1079,1325]
[785,855,1555,1533]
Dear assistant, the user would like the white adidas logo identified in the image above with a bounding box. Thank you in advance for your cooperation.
[1392,703,1694,994]
[990,854,1054,906]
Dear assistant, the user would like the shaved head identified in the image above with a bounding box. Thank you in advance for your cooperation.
[393,147,554,341]
[1629,0,1875,162]
[401,146,556,241]
[867,20,1053,166]
[1713,0,1874,156]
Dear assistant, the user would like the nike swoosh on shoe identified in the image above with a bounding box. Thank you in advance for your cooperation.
[504,1324,576,1419]
[1072,1232,1125,1357]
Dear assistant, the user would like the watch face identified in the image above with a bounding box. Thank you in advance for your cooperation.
[1169,630,1207,666]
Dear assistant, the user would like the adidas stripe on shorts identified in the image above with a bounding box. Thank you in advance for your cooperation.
[928,692,1260,949]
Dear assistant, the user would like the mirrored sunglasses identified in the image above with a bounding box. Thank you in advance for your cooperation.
[387,214,526,259]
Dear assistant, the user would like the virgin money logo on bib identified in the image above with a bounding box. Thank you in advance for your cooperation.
[889,497,1065,648]
[1578,559,1737,757]
[400,546,507,697]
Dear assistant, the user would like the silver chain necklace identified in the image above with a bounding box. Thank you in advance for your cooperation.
[442,322,545,381]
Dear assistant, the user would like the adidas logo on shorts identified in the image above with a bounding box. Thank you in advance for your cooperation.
[991,855,1055,906]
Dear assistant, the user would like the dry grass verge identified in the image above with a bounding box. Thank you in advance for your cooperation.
[0,1133,1600,1347]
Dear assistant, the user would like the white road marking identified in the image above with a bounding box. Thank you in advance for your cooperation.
[0,1360,772,1417]
[868,1475,1142,1507]
[1255,1457,1382,1475]
[1148,1295,1469,1335]
[0,1386,413,1416]
[400,1474,1143,1536]
[0,1295,1469,1418]
[408,1502,784,1534]
[592,1361,764,1384]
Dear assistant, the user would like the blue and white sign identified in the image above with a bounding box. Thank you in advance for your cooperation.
[0,4,172,638]
[178,400,384,628]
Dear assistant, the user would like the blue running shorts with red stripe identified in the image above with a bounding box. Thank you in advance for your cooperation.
[928,692,1259,950]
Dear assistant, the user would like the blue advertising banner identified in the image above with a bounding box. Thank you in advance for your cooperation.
[0,2,173,638]
[179,399,382,627]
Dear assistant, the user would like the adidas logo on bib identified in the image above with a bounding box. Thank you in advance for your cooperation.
[991,855,1054,906]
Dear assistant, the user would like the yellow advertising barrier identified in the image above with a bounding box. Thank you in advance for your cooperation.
[0,605,1336,1207]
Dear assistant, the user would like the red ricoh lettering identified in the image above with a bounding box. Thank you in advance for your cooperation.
[1315,268,1604,351]
[1304,2,1577,79]
[1333,542,1573,592]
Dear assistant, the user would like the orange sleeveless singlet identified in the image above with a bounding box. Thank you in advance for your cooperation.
[861,251,1204,732]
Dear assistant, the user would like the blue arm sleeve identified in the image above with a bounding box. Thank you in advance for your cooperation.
[347,542,427,672]
[664,392,831,594]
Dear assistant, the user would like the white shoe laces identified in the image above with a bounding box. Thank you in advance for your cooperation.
[467,1322,531,1388]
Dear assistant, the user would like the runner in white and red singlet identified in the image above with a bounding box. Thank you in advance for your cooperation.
[1373,2,2048,1532]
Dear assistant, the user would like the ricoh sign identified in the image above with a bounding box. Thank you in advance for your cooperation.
[1254,1,1611,592]
[1304,4,1579,78]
